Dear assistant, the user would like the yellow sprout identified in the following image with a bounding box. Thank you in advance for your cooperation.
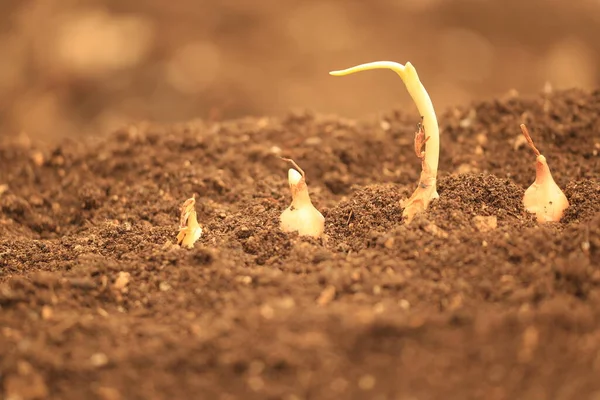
[330,61,439,223]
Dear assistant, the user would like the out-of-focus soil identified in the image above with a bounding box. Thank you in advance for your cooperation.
[1,0,600,142]
[1,88,599,399]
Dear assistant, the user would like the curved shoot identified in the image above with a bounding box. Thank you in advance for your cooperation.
[330,61,440,223]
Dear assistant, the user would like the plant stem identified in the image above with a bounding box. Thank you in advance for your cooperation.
[330,60,440,223]
[330,61,440,197]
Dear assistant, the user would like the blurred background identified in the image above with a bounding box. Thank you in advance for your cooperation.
[1,0,600,143]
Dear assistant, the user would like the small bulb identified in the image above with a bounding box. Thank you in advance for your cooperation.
[279,161,325,238]
[177,195,203,248]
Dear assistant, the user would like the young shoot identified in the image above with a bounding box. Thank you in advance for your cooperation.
[520,124,569,222]
[176,194,203,248]
[329,61,440,223]
[279,158,324,238]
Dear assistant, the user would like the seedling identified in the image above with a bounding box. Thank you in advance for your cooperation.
[519,124,569,222]
[176,194,203,248]
[279,158,325,238]
[330,61,440,223]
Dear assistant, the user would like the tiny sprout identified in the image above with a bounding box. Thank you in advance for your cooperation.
[279,158,325,238]
[520,124,569,222]
[176,194,203,248]
[329,61,440,223]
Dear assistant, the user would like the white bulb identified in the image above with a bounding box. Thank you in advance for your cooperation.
[279,165,324,238]
[288,168,303,186]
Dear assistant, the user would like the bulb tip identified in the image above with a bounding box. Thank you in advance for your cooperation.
[536,154,547,165]
[288,168,303,185]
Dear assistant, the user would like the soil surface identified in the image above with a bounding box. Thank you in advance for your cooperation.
[1,89,600,400]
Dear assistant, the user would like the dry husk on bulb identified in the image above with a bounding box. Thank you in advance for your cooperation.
[329,61,440,223]
[177,195,203,248]
[279,159,324,238]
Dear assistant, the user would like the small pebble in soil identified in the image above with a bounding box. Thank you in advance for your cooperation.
[399,299,411,310]
[473,215,498,232]
[247,376,264,391]
[317,285,336,306]
[90,353,109,368]
[41,306,53,320]
[113,272,131,292]
[260,304,274,319]
[96,387,121,400]
[358,374,376,390]
[67,277,96,290]
[331,378,348,393]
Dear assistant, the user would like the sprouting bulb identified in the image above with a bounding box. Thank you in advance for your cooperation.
[520,124,569,222]
[279,158,324,238]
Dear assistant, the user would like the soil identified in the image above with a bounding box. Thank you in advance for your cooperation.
[1,89,600,400]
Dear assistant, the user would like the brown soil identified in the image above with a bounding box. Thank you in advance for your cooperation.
[1,89,600,400]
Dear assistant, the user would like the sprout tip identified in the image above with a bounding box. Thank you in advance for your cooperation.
[288,168,303,186]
